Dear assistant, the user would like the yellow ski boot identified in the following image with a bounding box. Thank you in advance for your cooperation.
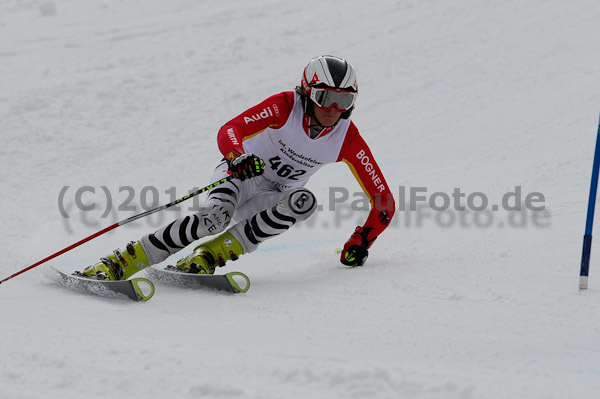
[82,241,150,280]
[176,231,244,274]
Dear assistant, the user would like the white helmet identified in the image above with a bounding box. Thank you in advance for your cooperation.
[300,55,358,121]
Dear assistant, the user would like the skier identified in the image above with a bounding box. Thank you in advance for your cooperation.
[81,55,396,280]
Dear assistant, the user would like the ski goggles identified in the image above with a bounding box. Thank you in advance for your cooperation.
[309,88,357,111]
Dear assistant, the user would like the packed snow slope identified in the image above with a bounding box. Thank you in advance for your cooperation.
[2,1,600,398]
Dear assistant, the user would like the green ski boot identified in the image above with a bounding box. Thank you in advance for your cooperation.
[176,231,244,274]
[82,241,150,281]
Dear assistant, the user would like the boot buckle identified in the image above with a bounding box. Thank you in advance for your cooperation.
[126,242,137,259]
[113,249,128,267]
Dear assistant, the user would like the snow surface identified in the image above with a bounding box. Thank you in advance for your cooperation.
[2,0,600,398]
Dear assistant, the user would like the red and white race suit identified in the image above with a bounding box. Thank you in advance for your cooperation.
[217,91,396,245]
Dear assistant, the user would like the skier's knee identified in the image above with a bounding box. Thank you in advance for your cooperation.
[197,204,232,235]
[227,188,317,255]
[280,188,317,221]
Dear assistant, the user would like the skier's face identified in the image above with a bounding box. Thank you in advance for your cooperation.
[313,104,343,128]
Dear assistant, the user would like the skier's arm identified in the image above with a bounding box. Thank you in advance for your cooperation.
[337,123,396,266]
[217,92,295,161]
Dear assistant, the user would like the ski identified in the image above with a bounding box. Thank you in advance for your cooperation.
[51,266,155,302]
[145,266,250,293]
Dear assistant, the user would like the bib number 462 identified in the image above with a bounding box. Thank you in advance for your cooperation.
[268,156,307,180]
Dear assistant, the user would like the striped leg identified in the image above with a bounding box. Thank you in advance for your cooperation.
[138,160,317,265]
[229,188,318,254]
[140,164,242,265]
[139,203,231,265]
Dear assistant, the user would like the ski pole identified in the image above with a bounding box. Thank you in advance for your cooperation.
[0,175,235,284]
[580,113,600,290]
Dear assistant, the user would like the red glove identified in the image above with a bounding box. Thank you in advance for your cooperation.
[340,226,376,267]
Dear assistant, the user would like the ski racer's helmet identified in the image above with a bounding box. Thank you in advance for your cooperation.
[299,55,358,123]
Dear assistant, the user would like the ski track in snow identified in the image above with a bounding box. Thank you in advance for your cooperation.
[2,0,600,398]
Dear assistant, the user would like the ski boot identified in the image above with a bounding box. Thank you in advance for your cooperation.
[81,241,150,280]
[176,231,244,274]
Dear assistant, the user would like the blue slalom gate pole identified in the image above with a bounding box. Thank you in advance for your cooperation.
[580,114,600,290]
